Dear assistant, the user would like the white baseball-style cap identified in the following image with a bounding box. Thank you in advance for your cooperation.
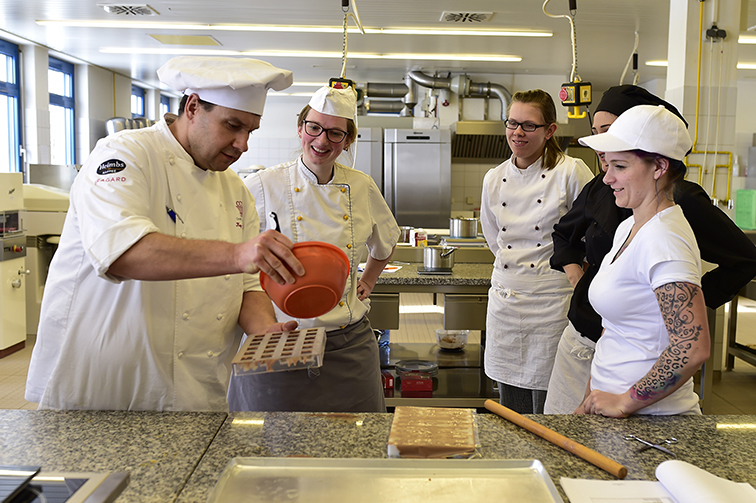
[579,104,692,162]
[157,56,293,115]
[308,86,357,119]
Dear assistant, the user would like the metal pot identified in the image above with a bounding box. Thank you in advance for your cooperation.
[449,217,479,238]
[423,246,458,271]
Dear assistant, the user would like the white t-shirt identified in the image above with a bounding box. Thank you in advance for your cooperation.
[589,205,702,415]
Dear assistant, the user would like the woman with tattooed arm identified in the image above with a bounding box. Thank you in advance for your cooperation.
[575,104,710,416]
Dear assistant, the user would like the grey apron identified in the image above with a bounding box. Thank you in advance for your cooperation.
[227,318,386,412]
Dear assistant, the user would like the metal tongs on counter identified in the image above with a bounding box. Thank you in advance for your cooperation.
[623,434,678,457]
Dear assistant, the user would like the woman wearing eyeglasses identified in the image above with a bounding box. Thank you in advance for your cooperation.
[227,85,400,412]
[480,89,593,414]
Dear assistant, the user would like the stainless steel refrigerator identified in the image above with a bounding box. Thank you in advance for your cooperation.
[383,128,451,228]
[353,127,383,193]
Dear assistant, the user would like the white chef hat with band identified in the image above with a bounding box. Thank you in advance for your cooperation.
[308,86,357,119]
[157,56,293,115]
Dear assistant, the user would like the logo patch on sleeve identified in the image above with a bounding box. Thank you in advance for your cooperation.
[96,159,127,175]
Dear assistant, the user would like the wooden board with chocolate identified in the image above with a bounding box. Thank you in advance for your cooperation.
[387,406,477,459]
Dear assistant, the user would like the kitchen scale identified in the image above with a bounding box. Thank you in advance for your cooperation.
[232,327,327,375]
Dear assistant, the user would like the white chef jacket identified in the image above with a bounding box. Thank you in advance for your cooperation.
[25,116,261,411]
[481,154,592,389]
[244,158,400,329]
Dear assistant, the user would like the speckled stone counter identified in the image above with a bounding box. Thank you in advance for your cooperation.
[177,411,756,503]
[373,262,493,293]
[0,410,226,503]
[4,410,755,502]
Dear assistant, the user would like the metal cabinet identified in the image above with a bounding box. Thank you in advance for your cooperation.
[443,294,488,330]
[366,293,400,330]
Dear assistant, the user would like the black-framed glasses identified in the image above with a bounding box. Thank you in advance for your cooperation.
[303,121,348,143]
[505,119,546,132]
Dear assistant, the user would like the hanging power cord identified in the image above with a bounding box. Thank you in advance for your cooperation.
[339,0,365,80]
[335,0,365,169]
[543,0,579,82]
[619,32,640,85]
[544,0,589,119]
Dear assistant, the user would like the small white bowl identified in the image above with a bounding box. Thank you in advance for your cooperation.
[435,329,469,350]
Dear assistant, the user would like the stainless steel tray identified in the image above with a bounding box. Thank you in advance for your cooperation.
[206,458,563,503]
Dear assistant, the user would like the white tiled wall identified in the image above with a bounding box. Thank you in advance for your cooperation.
[236,136,301,172]
[450,161,498,214]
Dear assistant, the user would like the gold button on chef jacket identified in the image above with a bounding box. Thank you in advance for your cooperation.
[245,157,400,331]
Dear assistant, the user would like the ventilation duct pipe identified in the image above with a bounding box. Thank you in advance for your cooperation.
[407,70,510,120]
[364,100,406,114]
[468,82,512,120]
[363,83,408,98]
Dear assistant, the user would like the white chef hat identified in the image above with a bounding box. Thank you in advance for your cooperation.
[308,86,357,119]
[157,56,293,115]
[579,105,692,162]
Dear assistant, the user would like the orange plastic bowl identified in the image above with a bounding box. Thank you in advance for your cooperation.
[260,241,351,319]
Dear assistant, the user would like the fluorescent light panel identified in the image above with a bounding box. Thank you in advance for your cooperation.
[37,19,551,37]
[644,59,756,70]
[100,46,521,62]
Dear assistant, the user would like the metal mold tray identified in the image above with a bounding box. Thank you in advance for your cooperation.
[206,458,563,503]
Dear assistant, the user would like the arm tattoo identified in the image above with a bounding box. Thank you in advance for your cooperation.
[630,282,704,402]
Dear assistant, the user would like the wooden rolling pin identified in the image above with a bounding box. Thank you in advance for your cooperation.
[484,399,628,479]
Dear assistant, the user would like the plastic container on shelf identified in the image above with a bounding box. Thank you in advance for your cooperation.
[435,329,469,350]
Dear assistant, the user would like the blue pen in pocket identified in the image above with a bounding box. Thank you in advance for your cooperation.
[166,206,177,223]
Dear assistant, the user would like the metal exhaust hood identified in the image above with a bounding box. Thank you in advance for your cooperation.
[450,121,511,160]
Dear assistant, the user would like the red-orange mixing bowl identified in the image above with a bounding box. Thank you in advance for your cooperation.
[260,241,350,319]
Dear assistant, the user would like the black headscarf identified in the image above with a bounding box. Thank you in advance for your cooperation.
[595,85,688,128]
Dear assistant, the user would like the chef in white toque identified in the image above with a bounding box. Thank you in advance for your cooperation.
[227,84,400,412]
[26,56,305,412]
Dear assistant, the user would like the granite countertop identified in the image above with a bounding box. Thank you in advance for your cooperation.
[0,410,226,503]
[3,410,755,502]
[177,411,756,502]
[375,262,493,287]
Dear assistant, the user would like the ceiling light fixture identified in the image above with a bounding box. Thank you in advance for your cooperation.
[99,47,522,62]
[738,35,756,44]
[645,59,756,70]
[37,20,551,37]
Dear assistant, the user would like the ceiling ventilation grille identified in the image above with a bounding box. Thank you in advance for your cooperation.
[440,12,493,23]
[98,4,158,15]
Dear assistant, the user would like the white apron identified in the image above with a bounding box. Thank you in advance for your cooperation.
[480,155,591,391]
[26,117,259,411]
[485,270,572,390]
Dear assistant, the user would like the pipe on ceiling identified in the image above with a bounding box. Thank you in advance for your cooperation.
[364,100,406,114]
[407,70,511,120]
[363,83,409,98]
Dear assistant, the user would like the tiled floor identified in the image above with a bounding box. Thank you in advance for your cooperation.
[2,293,756,413]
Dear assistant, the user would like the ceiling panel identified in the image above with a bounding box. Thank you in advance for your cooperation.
[0,0,749,95]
